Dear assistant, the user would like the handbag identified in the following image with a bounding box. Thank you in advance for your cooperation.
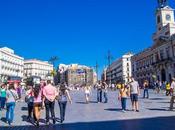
[10,90,18,101]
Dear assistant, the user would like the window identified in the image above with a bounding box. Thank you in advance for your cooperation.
[166,47,170,58]
[157,15,161,24]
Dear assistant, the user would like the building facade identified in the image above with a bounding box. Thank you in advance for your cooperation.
[24,59,53,80]
[0,47,24,82]
[132,4,175,85]
[105,53,133,84]
[58,64,94,86]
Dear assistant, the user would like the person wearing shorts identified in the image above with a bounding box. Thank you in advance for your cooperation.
[129,77,140,112]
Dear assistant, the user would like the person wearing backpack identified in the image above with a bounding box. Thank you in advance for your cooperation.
[58,84,72,123]
[33,84,42,126]
[6,84,18,126]
[25,85,34,122]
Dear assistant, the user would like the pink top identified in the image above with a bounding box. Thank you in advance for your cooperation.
[43,84,57,102]
[34,90,42,103]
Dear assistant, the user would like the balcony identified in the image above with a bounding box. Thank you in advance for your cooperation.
[154,57,173,65]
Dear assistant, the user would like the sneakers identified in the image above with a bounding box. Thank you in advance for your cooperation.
[136,110,140,112]
[122,110,126,113]
[46,122,50,125]
[36,121,39,127]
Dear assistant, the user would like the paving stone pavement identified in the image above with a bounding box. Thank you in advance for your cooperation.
[1,89,175,130]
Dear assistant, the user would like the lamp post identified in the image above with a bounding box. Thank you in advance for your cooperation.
[107,50,113,85]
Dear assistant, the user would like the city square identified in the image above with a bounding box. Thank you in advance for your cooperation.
[1,90,175,130]
[1,0,175,129]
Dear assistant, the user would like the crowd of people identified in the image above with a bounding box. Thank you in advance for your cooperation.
[0,80,72,126]
[1,77,175,127]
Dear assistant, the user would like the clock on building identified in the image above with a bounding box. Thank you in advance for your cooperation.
[166,14,171,21]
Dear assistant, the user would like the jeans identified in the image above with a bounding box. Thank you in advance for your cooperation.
[28,102,34,118]
[0,97,6,109]
[143,89,149,98]
[170,96,175,110]
[59,101,67,122]
[121,98,127,110]
[97,89,102,102]
[45,99,55,123]
[104,92,108,103]
[6,102,15,124]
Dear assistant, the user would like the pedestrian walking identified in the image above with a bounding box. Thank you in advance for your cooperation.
[96,81,102,103]
[33,84,43,126]
[143,80,149,99]
[25,85,34,122]
[57,84,72,123]
[43,80,58,125]
[166,82,171,96]
[102,82,108,103]
[156,81,161,94]
[6,84,18,125]
[129,77,140,112]
[170,78,175,111]
[118,85,130,112]
[84,84,91,103]
[0,83,7,109]
[15,83,22,101]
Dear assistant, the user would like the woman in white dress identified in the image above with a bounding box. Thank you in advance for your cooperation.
[84,84,91,103]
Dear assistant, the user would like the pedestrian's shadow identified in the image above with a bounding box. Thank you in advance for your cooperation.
[147,108,170,111]
[76,101,98,104]
[104,108,122,111]
[149,98,167,100]
[89,101,98,104]
[157,101,170,103]
[76,101,88,104]
[21,115,48,125]
[1,117,6,123]
[21,115,36,126]
[21,107,28,111]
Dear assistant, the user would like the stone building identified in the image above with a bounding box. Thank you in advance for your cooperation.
[24,59,53,80]
[105,52,133,84]
[0,47,24,83]
[132,4,175,85]
[58,64,94,86]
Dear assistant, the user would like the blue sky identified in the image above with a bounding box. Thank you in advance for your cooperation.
[0,0,175,74]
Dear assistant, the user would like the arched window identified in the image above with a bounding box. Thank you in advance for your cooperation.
[157,15,161,24]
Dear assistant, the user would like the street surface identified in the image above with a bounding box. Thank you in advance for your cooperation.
[1,89,175,130]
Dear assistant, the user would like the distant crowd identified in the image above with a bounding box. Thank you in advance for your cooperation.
[1,77,175,127]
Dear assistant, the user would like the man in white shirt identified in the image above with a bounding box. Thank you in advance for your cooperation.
[129,77,140,112]
[170,78,175,110]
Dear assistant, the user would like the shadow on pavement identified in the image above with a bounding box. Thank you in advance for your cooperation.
[147,108,169,111]
[149,98,165,100]
[157,101,170,103]
[21,107,28,111]
[75,101,98,104]
[1,116,175,130]
[1,117,6,124]
[104,108,122,111]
